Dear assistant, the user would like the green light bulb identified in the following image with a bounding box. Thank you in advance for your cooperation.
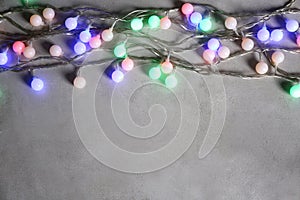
[290,84,300,98]
[165,74,177,89]
[149,66,161,80]
[199,18,212,32]
[131,18,143,31]
[113,43,126,58]
[148,15,160,29]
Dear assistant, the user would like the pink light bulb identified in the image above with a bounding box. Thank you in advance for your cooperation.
[202,49,216,64]
[12,41,25,55]
[297,35,300,47]
[89,35,102,48]
[161,60,173,74]
[121,57,134,71]
[160,16,172,29]
[181,3,194,16]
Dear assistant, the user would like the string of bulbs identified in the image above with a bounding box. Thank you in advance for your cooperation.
[0,0,300,97]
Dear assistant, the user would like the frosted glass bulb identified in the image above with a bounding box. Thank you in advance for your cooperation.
[12,41,25,55]
[255,61,268,74]
[257,27,270,42]
[49,45,62,57]
[290,84,300,98]
[161,61,173,74]
[101,29,113,42]
[202,49,215,64]
[79,30,91,43]
[207,38,220,51]
[199,18,212,32]
[74,42,86,54]
[23,46,36,59]
[149,66,161,80]
[113,43,126,58]
[43,8,55,21]
[121,57,134,71]
[89,35,101,48]
[270,29,284,42]
[73,76,86,89]
[217,46,230,59]
[225,17,237,30]
[30,14,43,27]
[286,19,299,32]
[241,38,254,51]
[190,12,202,25]
[148,15,160,29]
[297,35,300,47]
[160,16,171,29]
[31,77,44,91]
[0,53,8,65]
[165,75,177,89]
[181,3,193,15]
[65,17,78,30]
[112,70,124,83]
[131,18,143,31]
[271,51,284,65]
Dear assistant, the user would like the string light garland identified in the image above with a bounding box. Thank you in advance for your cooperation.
[0,0,299,99]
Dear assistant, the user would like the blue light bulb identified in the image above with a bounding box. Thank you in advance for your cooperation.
[31,77,44,91]
[286,19,299,32]
[207,38,220,51]
[0,53,8,65]
[189,12,202,25]
[270,29,284,42]
[257,27,270,42]
[65,17,78,30]
[79,30,91,43]
[74,42,86,54]
[112,70,124,83]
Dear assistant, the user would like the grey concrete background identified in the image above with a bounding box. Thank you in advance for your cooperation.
[0,0,300,199]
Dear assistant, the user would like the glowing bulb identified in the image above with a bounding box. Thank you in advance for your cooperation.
[161,61,173,74]
[202,49,216,64]
[79,30,91,43]
[113,43,126,58]
[271,51,284,65]
[189,12,202,25]
[241,38,254,51]
[286,19,299,32]
[0,53,8,65]
[270,29,284,42]
[165,75,177,89]
[31,77,44,91]
[257,27,270,42]
[131,18,143,31]
[255,61,268,74]
[49,45,62,57]
[43,8,55,21]
[12,41,25,55]
[121,57,134,71]
[101,29,113,42]
[30,14,43,27]
[181,3,194,16]
[23,46,36,59]
[225,17,237,30]
[290,84,300,98]
[148,15,160,29]
[65,17,78,30]
[74,42,86,54]
[160,16,171,29]
[73,76,86,89]
[217,46,230,59]
[89,35,101,48]
[199,18,212,32]
[149,66,161,80]
[297,35,300,47]
[112,70,124,83]
[207,38,220,51]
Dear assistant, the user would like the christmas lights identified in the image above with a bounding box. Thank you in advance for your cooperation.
[0,0,298,99]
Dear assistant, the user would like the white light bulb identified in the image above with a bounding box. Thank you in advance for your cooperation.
[30,14,43,27]
[49,45,62,57]
[43,8,55,21]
